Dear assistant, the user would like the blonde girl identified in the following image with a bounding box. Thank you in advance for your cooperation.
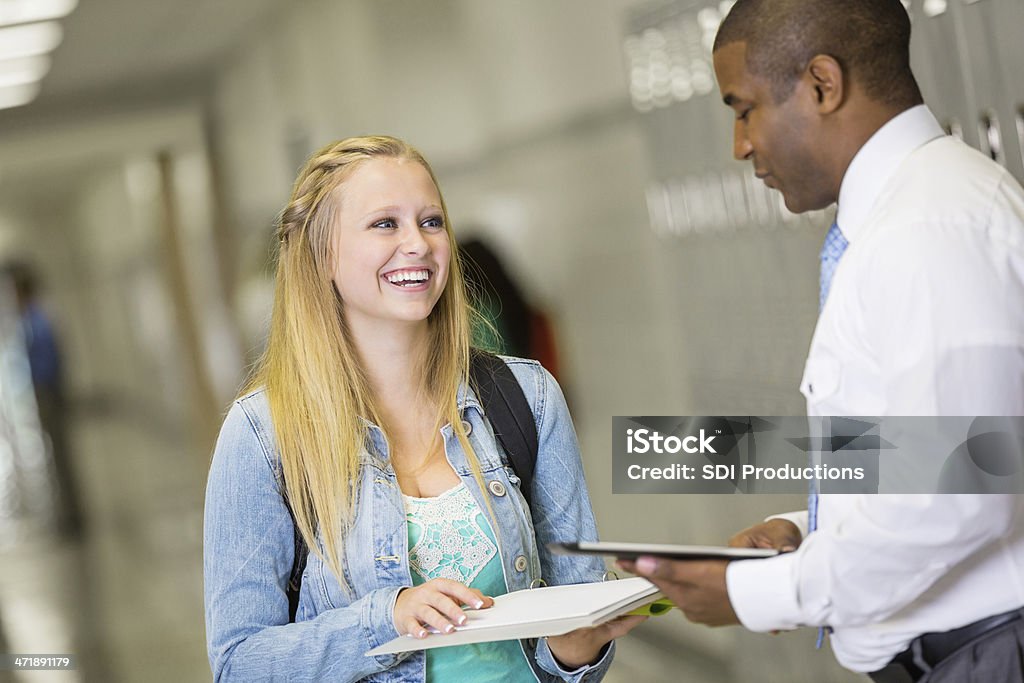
[204,136,642,682]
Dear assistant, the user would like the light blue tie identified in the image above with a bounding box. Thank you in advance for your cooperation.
[818,221,849,312]
[810,220,848,531]
[810,220,847,648]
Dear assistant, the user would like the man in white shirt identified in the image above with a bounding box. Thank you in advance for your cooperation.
[623,1,1024,681]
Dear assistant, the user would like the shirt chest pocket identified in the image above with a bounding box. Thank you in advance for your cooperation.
[800,357,842,408]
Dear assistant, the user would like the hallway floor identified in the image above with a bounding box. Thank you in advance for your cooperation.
[0,409,209,682]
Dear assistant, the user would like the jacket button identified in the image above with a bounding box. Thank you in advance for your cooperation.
[488,480,506,497]
[461,420,472,435]
[514,555,528,572]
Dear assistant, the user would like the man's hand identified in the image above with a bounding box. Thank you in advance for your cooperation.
[617,557,738,627]
[728,518,802,552]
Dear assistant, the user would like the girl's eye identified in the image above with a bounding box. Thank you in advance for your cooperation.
[737,108,752,122]
[372,218,398,230]
[422,216,445,230]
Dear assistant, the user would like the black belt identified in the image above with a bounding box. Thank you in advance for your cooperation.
[868,607,1024,683]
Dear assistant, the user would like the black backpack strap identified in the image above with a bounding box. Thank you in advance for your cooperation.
[469,350,539,507]
[285,498,308,623]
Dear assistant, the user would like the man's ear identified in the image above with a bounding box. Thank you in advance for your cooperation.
[805,54,844,114]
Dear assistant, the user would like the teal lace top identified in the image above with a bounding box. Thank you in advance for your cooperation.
[404,483,537,682]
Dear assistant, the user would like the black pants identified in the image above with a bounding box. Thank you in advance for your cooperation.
[871,611,1024,683]
[921,618,1024,683]
[36,389,83,536]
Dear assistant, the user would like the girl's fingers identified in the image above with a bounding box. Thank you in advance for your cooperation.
[403,616,428,639]
[603,614,648,638]
[422,590,467,627]
[430,578,488,609]
[395,579,496,638]
[415,603,459,635]
[471,589,495,609]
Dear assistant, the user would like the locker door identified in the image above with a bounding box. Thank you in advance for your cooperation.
[949,0,1024,183]
[909,0,978,147]
[986,0,1024,184]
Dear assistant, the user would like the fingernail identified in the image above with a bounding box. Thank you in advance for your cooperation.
[444,624,455,633]
[457,615,467,625]
[781,545,796,553]
[474,600,484,609]
[417,629,427,638]
[635,557,657,575]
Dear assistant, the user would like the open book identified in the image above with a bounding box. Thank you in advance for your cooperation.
[365,577,660,656]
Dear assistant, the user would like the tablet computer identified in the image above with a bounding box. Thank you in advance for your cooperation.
[548,541,780,561]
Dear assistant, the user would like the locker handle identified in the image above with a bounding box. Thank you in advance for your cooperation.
[1016,105,1024,172]
[978,111,1003,164]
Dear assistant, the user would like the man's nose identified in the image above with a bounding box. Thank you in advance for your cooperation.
[733,121,753,161]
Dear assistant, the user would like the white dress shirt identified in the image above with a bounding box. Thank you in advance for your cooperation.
[726,105,1024,673]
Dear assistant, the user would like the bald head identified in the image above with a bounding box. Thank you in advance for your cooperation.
[714,0,922,109]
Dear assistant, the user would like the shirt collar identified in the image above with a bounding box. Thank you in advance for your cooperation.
[836,105,945,242]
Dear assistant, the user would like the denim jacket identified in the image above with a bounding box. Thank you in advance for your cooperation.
[204,357,614,682]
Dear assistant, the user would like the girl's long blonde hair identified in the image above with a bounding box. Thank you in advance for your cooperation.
[245,135,488,590]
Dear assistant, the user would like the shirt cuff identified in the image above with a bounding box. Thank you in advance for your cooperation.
[766,510,809,540]
[535,637,615,682]
[726,553,805,632]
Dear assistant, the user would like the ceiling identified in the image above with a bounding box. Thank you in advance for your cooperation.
[0,0,285,124]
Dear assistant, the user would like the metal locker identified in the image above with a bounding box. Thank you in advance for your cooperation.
[908,0,979,147]
[950,0,1024,183]
[985,0,1024,183]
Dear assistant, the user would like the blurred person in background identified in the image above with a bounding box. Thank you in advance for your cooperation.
[203,136,643,682]
[461,237,563,383]
[1,260,82,538]
[461,238,531,359]
[623,1,1024,682]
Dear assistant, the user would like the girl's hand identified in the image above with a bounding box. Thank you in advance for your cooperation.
[545,614,648,669]
[392,578,495,638]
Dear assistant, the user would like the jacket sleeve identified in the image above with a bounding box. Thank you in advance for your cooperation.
[203,401,407,682]
[515,363,616,682]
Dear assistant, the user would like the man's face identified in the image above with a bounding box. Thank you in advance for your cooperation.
[713,42,835,213]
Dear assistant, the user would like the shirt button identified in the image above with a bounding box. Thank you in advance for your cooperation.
[514,555,528,572]
[385,464,394,474]
[461,420,472,435]
[488,480,506,497]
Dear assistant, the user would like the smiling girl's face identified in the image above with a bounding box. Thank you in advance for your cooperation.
[330,156,450,334]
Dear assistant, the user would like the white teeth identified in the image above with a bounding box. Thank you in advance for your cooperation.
[386,269,429,285]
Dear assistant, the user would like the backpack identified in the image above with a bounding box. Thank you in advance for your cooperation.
[285,350,539,622]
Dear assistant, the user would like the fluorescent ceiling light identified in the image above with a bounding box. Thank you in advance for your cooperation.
[0,21,62,61]
[0,54,51,88]
[0,81,40,110]
[0,0,78,29]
